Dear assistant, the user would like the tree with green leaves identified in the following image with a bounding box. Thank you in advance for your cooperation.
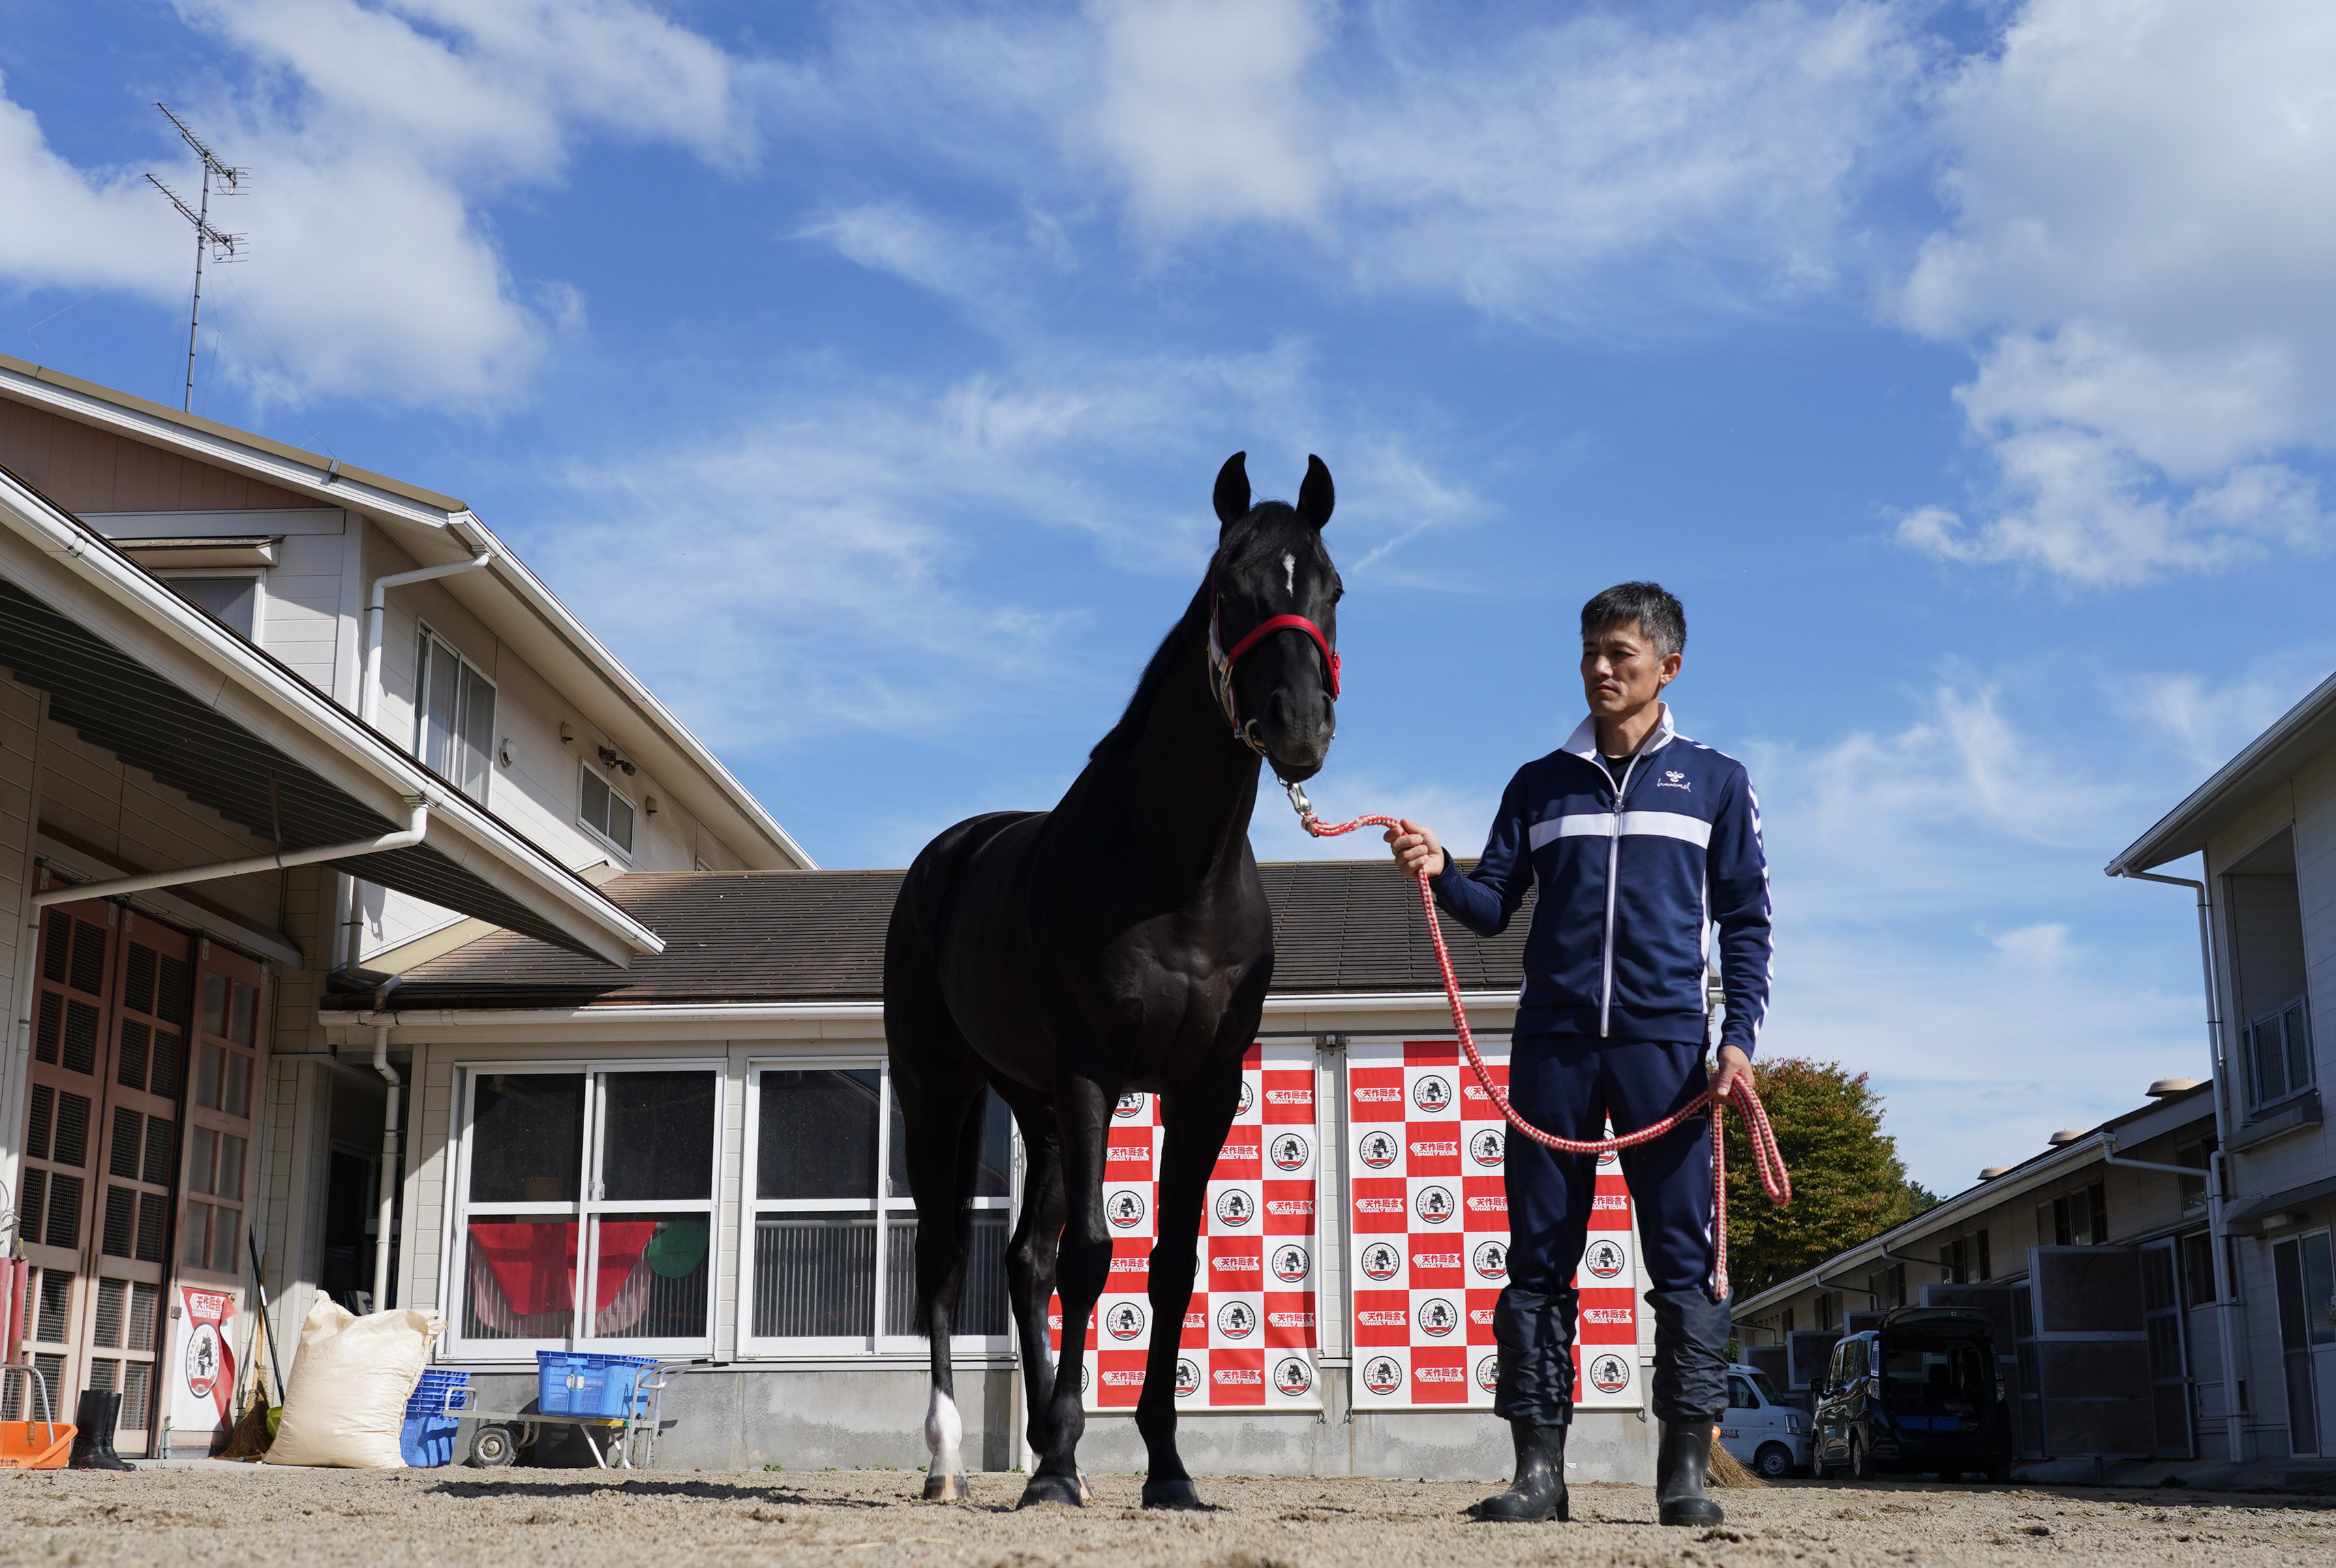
[1719,1058,1920,1297]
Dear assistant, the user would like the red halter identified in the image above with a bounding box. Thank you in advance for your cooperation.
[1206,582,1341,745]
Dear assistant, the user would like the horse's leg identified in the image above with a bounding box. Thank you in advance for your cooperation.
[897,1078,987,1498]
[990,1077,1067,1477]
[1135,1054,1245,1509]
[1018,1070,1112,1509]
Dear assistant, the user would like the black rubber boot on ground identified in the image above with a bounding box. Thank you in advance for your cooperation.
[1656,1420,1723,1526]
[68,1390,136,1471]
[1477,1420,1571,1522]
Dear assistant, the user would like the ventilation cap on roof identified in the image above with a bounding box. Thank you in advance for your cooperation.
[2046,1129,2088,1146]
[1977,1166,2013,1180]
[2146,1078,2202,1097]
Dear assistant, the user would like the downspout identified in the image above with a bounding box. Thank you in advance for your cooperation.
[344,537,492,972]
[369,979,404,1312]
[2114,866,2245,1464]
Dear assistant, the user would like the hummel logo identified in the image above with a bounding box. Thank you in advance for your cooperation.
[1656,770,1690,790]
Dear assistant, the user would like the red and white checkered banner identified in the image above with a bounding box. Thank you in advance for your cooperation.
[1049,1041,1323,1411]
[1346,1038,1643,1411]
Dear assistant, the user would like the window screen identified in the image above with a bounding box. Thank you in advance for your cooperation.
[166,576,258,637]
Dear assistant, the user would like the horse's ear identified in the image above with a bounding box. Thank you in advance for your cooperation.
[1296,454,1334,529]
[1213,451,1251,534]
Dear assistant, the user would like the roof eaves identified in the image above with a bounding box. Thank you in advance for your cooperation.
[2108,667,2336,874]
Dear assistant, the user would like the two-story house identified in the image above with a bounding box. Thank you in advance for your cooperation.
[0,353,807,1457]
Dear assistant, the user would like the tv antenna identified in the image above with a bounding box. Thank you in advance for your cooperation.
[145,104,247,413]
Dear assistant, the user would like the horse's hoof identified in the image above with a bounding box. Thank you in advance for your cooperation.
[922,1472,968,1501]
[1017,1473,1085,1509]
[1142,1475,1203,1509]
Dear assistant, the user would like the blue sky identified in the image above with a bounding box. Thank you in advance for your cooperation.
[6,0,2335,1197]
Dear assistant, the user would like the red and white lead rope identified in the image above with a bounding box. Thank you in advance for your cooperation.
[1290,788,1791,1300]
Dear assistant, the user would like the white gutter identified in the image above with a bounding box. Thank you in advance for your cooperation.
[2112,865,2246,1464]
[369,1004,400,1310]
[361,549,492,729]
[36,801,428,910]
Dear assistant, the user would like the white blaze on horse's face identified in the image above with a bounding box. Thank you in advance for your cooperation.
[1281,551,1296,597]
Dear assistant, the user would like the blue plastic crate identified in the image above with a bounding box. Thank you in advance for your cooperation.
[405,1374,471,1418]
[400,1406,462,1466]
[536,1352,655,1419]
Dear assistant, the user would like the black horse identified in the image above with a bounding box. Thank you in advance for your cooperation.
[883,452,1341,1508]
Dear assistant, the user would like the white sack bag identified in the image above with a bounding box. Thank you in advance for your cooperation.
[264,1295,445,1468]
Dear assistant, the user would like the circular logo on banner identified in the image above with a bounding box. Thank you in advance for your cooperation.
[1274,1357,1314,1398]
[1114,1092,1147,1120]
[1270,1131,1311,1171]
[1360,1242,1401,1282]
[1414,1185,1457,1225]
[1596,1146,1619,1168]
[1079,1362,1093,1393]
[1215,1300,1256,1340]
[1237,1079,1255,1116]
[1475,1354,1500,1394]
[1589,1353,1633,1395]
[1412,1075,1453,1114]
[1105,1302,1147,1341]
[1356,1130,1398,1169]
[1273,1244,1311,1285]
[1108,1189,1149,1229]
[1417,1297,1459,1338]
[1213,1188,1255,1228]
[1173,1359,1202,1398]
[1471,1240,1509,1282]
[1362,1356,1405,1396]
[185,1323,221,1399]
[1470,1128,1504,1168]
[1585,1238,1628,1280]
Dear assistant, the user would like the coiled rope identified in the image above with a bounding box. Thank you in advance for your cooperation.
[1291,789,1791,1300]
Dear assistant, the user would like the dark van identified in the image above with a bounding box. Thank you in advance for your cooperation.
[1812,1307,2012,1483]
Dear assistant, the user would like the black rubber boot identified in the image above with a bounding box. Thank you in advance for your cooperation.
[1477,1419,1570,1522]
[1656,1420,1723,1526]
[68,1390,136,1471]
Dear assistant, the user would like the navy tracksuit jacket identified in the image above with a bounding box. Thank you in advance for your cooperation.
[1431,706,1772,1422]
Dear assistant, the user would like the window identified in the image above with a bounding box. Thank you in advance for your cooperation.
[1815,1292,1835,1332]
[2177,1136,2215,1213]
[578,763,635,856]
[1977,1228,1991,1282]
[2273,1233,2336,1456]
[743,1063,1013,1353]
[1867,1263,1906,1310]
[163,574,260,639]
[2245,995,2314,1107]
[2182,1230,2218,1306]
[414,627,496,805]
[1942,1236,1970,1284]
[2039,1182,2108,1248]
[454,1066,718,1352]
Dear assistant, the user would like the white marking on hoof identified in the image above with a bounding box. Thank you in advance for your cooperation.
[1078,1468,1094,1504]
[922,1471,967,1501]
[924,1387,965,1484]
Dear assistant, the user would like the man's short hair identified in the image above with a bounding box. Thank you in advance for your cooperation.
[1581,581,1686,659]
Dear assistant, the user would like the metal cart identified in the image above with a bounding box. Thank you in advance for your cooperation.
[440,1362,683,1471]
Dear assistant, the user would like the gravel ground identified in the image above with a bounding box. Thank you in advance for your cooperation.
[1,1467,2331,1568]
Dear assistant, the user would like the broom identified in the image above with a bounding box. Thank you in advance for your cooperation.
[1708,1435,1765,1488]
[218,1235,288,1460]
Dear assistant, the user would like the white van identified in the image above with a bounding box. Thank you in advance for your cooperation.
[1718,1362,1810,1479]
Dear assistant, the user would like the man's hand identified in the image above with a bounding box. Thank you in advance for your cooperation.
[1384,818,1446,880]
[1712,1045,1751,1103]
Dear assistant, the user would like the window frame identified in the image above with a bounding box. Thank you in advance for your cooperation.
[444,1058,725,1360]
[576,758,637,860]
[2244,994,2316,1111]
[736,1056,1017,1361]
[412,621,498,807]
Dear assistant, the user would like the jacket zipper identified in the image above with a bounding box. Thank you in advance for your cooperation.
[1601,750,1645,1037]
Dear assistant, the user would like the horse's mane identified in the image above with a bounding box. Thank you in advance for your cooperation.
[1090,577,1211,760]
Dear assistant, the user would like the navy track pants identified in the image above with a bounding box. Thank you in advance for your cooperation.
[1493,1033,1732,1426]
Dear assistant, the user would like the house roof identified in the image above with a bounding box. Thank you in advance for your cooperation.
[2108,667,2336,874]
[0,354,813,872]
[0,461,663,965]
[363,860,1536,1011]
[1727,1079,2217,1320]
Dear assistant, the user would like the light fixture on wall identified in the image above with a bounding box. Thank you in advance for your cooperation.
[498,737,514,766]
[560,722,574,745]
[643,795,660,816]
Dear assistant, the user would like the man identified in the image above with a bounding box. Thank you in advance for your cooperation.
[1385,581,1770,1527]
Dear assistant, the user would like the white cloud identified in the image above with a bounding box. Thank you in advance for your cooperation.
[2108,662,2331,772]
[1088,0,1330,232]
[0,0,751,406]
[1900,0,2336,583]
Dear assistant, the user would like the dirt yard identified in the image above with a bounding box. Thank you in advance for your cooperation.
[0,1467,2330,1567]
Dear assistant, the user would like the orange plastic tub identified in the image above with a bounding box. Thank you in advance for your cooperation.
[0,1419,74,1469]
